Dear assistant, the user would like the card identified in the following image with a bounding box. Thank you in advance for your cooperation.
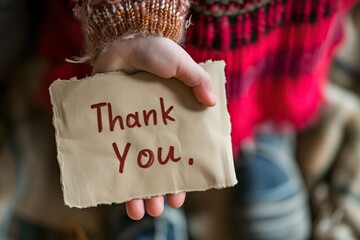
[49,61,237,208]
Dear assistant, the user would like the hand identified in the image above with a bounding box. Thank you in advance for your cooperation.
[125,193,186,220]
[92,36,216,220]
[93,36,216,107]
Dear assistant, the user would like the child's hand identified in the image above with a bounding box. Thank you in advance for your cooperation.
[125,193,186,220]
[92,36,215,220]
[93,36,216,107]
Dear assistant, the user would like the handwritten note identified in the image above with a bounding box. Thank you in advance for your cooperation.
[49,61,237,208]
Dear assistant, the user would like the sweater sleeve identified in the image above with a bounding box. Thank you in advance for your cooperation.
[73,0,190,62]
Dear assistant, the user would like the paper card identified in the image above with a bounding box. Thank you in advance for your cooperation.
[49,60,237,208]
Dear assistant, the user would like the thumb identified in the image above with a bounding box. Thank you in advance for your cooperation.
[174,53,217,106]
[130,37,216,106]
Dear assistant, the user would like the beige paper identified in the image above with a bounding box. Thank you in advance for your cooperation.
[49,61,237,208]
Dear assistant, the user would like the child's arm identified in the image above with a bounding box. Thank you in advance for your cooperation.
[74,0,216,220]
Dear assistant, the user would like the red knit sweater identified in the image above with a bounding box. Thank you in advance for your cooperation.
[40,0,358,155]
[185,0,357,154]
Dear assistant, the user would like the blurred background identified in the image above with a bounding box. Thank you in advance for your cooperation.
[1,0,360,239]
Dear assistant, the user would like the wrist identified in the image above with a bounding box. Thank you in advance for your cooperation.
[74,0,190,63]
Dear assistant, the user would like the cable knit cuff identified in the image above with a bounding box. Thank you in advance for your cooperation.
[73,0,190,63]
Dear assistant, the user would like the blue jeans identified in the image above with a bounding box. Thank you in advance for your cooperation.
[234,131,311,240]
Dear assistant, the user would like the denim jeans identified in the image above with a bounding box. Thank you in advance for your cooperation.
[234,131,311,240]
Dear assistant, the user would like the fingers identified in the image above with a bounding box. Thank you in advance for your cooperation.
[167,192,186,208]
[126,193,185,220]
[145,196,164,217]
[125,196,165,220]
[126,199,145,220]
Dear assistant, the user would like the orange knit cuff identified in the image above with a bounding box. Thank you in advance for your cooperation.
[73,0,190,63]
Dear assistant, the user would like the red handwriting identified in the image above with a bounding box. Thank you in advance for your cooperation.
[90,98,175,133]
[158,146,181,165]
[112,142,188,173]
[137,149,155,168]
[112,142,131,173]
[91,102,107,132]
[92,98,188,173]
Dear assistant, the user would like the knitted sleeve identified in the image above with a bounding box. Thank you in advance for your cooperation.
[73,0,190,62]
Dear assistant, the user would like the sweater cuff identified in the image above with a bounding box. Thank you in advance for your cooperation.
[73,0,190,63]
